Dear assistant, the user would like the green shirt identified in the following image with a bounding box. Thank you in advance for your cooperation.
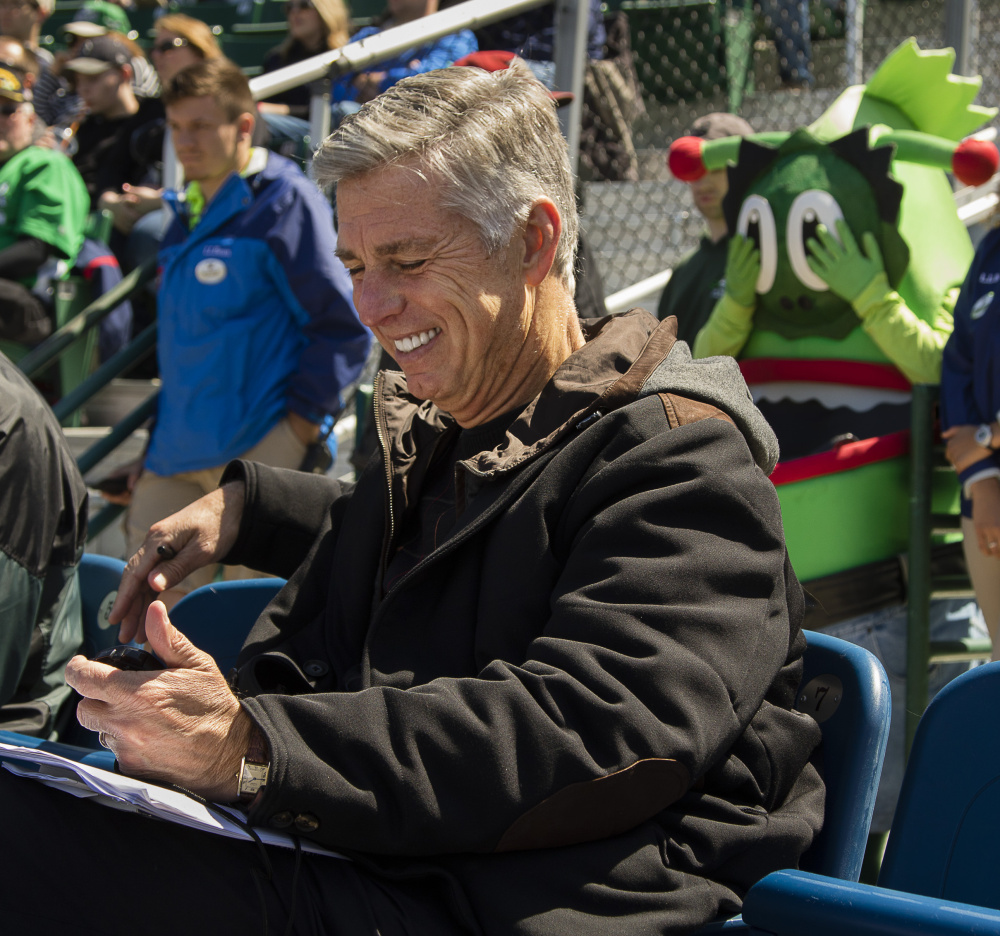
[656,234,730,346]
[0,145,89,275]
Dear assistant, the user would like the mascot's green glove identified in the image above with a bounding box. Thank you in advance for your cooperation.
[692,234,759,359]
[806,219,889,314]
[724,233,761,307]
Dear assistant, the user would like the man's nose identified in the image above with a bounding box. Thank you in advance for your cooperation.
[355,269,404,329]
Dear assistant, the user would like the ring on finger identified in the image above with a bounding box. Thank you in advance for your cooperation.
[99,731,113,749]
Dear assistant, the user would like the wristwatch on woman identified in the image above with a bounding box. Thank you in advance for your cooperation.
[975,423,997,449]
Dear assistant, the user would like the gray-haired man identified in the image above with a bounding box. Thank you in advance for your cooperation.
[1,62,823,936]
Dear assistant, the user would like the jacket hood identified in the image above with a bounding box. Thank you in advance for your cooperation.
[639,320,780,473]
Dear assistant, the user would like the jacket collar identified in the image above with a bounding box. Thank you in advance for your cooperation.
[378,309,678,483]
[163,147,270,238]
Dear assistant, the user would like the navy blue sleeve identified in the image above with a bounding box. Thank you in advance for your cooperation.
[266,173,371,423]
[941,231,996,430]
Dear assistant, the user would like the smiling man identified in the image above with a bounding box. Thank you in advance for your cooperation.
[0,62,822,936]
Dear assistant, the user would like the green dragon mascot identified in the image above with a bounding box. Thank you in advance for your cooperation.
[667,38,998,609]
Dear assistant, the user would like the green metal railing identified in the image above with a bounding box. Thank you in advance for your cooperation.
[17,255,159,542]
[905,384,992,751]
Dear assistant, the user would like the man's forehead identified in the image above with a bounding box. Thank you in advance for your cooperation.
[166,95,231,123]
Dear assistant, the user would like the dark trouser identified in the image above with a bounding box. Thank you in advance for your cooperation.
[0,278,52,345]
[0,770,466,935]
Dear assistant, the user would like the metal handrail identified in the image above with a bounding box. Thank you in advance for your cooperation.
[247,0,552,101]
[18,255,157,379]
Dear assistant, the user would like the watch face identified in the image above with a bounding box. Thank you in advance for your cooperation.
[977,425,993,447]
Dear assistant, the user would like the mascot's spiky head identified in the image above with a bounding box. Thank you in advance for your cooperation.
[720,127,910,340]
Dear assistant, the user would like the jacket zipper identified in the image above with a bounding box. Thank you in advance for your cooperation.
[373,370,396,574]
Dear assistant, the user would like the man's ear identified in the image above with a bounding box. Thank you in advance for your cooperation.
[522,198,561,287]
[238,110,255,143]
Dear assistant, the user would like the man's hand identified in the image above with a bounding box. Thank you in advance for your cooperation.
[970,477,1000,557]
[109,481,246,643]
[723,234,760,307]
[943,424,994,474]
[807,220,885,305]
[67,601,254,802]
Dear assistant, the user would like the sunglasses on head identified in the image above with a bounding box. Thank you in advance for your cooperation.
[152,36,190,53]
[285,1,313,12]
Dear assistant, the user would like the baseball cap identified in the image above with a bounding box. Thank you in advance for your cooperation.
[0,66,26,103]
[63,35,131,75]
[62,0,131,39]
[687,112,755,140]
[453,50,574,106]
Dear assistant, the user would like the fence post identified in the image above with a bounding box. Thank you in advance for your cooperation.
[553,0,588,174]
[944,0,975,76]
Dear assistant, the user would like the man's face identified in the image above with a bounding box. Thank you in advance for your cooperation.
[74,68,125,116]
[336,165,529,425]
[166,95,243,185]
[0,0,40,41]
[689,167,728,223]
[0,101,34,161]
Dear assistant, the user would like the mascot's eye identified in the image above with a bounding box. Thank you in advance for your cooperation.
[736,195,777,294]
[787,190,845,291]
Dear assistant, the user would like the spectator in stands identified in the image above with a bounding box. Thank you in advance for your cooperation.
[473,0,605,90]
[97,14,224,242]
[32,1,159,131]
[147,12,223,84]
[656,112,754,346]
[63,33,162,208]
[0,351,87,738]
[0,62,822,935]
[941,224,1000,660]
[0,0,53,67]
[260,0,350,122]
[111,59,368,606]
[0,67,89,346]
[331,0,477,113]
[762,0,813,90]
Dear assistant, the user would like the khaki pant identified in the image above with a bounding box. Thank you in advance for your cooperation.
[126,418,307,595]
[961,515,1000,659]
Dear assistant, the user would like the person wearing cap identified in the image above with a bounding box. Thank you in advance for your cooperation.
[656,112,755,346]
[0,0,54,68]
[61,0,159,98]
[62,33,161,210]
[0,66,89,346]
[30,0,157,131]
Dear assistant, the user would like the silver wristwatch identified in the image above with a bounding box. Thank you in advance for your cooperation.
[975,423,994,448]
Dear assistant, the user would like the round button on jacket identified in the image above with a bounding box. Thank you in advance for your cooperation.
[268,811,294,829]
[294,813,321,833]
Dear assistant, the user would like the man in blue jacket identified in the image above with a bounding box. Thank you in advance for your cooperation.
[121,58,369,606]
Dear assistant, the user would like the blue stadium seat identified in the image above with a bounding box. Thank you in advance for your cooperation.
[738,660,1000,936]
[170,578,287,674]
[697,630,892,933]
[78,552,128,658]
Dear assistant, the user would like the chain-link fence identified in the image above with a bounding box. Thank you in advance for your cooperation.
[583,0,1000,301]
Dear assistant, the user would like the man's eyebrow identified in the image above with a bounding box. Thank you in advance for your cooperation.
[335,238,438,264]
